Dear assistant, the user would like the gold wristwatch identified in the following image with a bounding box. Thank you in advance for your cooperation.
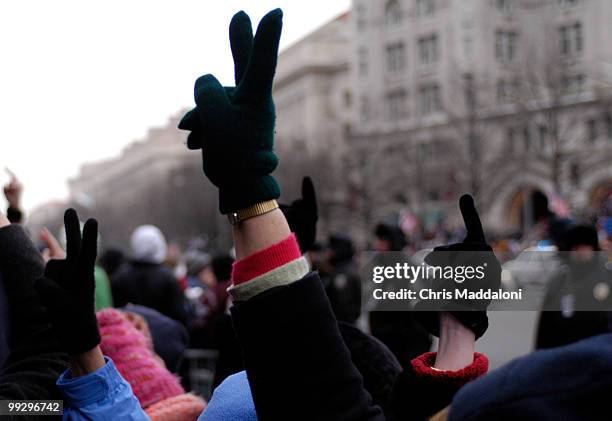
[227,199,279,225]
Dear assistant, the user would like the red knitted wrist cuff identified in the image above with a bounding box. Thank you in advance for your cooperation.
[411,352,488,386]
[232,233,301,285]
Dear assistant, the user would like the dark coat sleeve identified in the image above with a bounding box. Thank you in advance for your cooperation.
[230,272,385,421]
[0,225,68,413]
[109,266,130,308]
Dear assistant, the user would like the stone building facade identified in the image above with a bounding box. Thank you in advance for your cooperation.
[349,0,612,239]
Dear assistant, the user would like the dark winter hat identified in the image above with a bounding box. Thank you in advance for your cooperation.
[212,254,234,283]
[563,224,600,251]
[374,223,407,251]
[327,234,355,264]
[309,241,323,252]
[450,334,612,420]
[532,190,553,221]
[99,247,126,278]
[549,217,573,249]
[375,223,393,240]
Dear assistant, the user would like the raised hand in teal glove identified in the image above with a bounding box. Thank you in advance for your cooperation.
[179,9,283,214]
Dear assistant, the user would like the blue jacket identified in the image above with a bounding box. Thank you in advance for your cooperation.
[57,357,149,420]
[199,371,257,421]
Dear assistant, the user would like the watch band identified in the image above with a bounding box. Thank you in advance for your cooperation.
[228,199,279,225]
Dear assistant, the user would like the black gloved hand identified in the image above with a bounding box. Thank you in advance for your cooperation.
[415,195,501,339]
[178,10,283,214]
[280,177,318,253]
[35,209,100,354]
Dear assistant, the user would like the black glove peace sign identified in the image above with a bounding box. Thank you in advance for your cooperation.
[417,195,501,339]
[35,209,100,354]
[179,9,284,214]
[281,177,318,253]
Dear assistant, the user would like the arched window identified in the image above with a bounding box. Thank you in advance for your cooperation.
[385,0,402,26]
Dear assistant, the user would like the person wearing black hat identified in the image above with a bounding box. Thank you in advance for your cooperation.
[536,224,612,349]
[321,233,362,324]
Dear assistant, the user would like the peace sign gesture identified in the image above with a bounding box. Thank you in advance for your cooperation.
[229,10,283,100]
[179,9,284,214]
[35,209,101,354]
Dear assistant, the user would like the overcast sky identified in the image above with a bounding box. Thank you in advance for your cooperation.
[0,0,350,211]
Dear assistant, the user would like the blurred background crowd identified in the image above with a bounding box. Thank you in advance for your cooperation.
[4,163,611,400]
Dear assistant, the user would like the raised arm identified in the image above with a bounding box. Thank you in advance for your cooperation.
[180,9,384,420]
[35,209,147,419]
[390,195,498,419]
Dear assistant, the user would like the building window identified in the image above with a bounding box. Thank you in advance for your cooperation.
[507,127,517,153]
[496,78,518,103]
[418,34,439,66]
[416,0,435,17]
[496,0,514,12]
[463,73,475,107]
[587,119,598,143]
[355,4,367,29]
[496,80,506,103]
[495,31,518,63]
[385,90,408,121]
[419,83,442,115]
[463,36,473,60]
[360,96,372,122]
[559,22,583,57]
[386,42,406,73]
[561,73,585,94]
[344,90,352,107]
[385,0,402,26]
[604,112,612,140]
[358,47,368,76]
[570,162,581,186]
[538,125,548,150]
[523,125,532,151]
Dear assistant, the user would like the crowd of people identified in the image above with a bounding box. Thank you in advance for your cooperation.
[1,8,611,421]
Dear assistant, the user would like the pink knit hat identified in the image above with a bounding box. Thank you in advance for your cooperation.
[97,309,206,420]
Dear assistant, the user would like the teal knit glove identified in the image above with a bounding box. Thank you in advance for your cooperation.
[179,9,283,214]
